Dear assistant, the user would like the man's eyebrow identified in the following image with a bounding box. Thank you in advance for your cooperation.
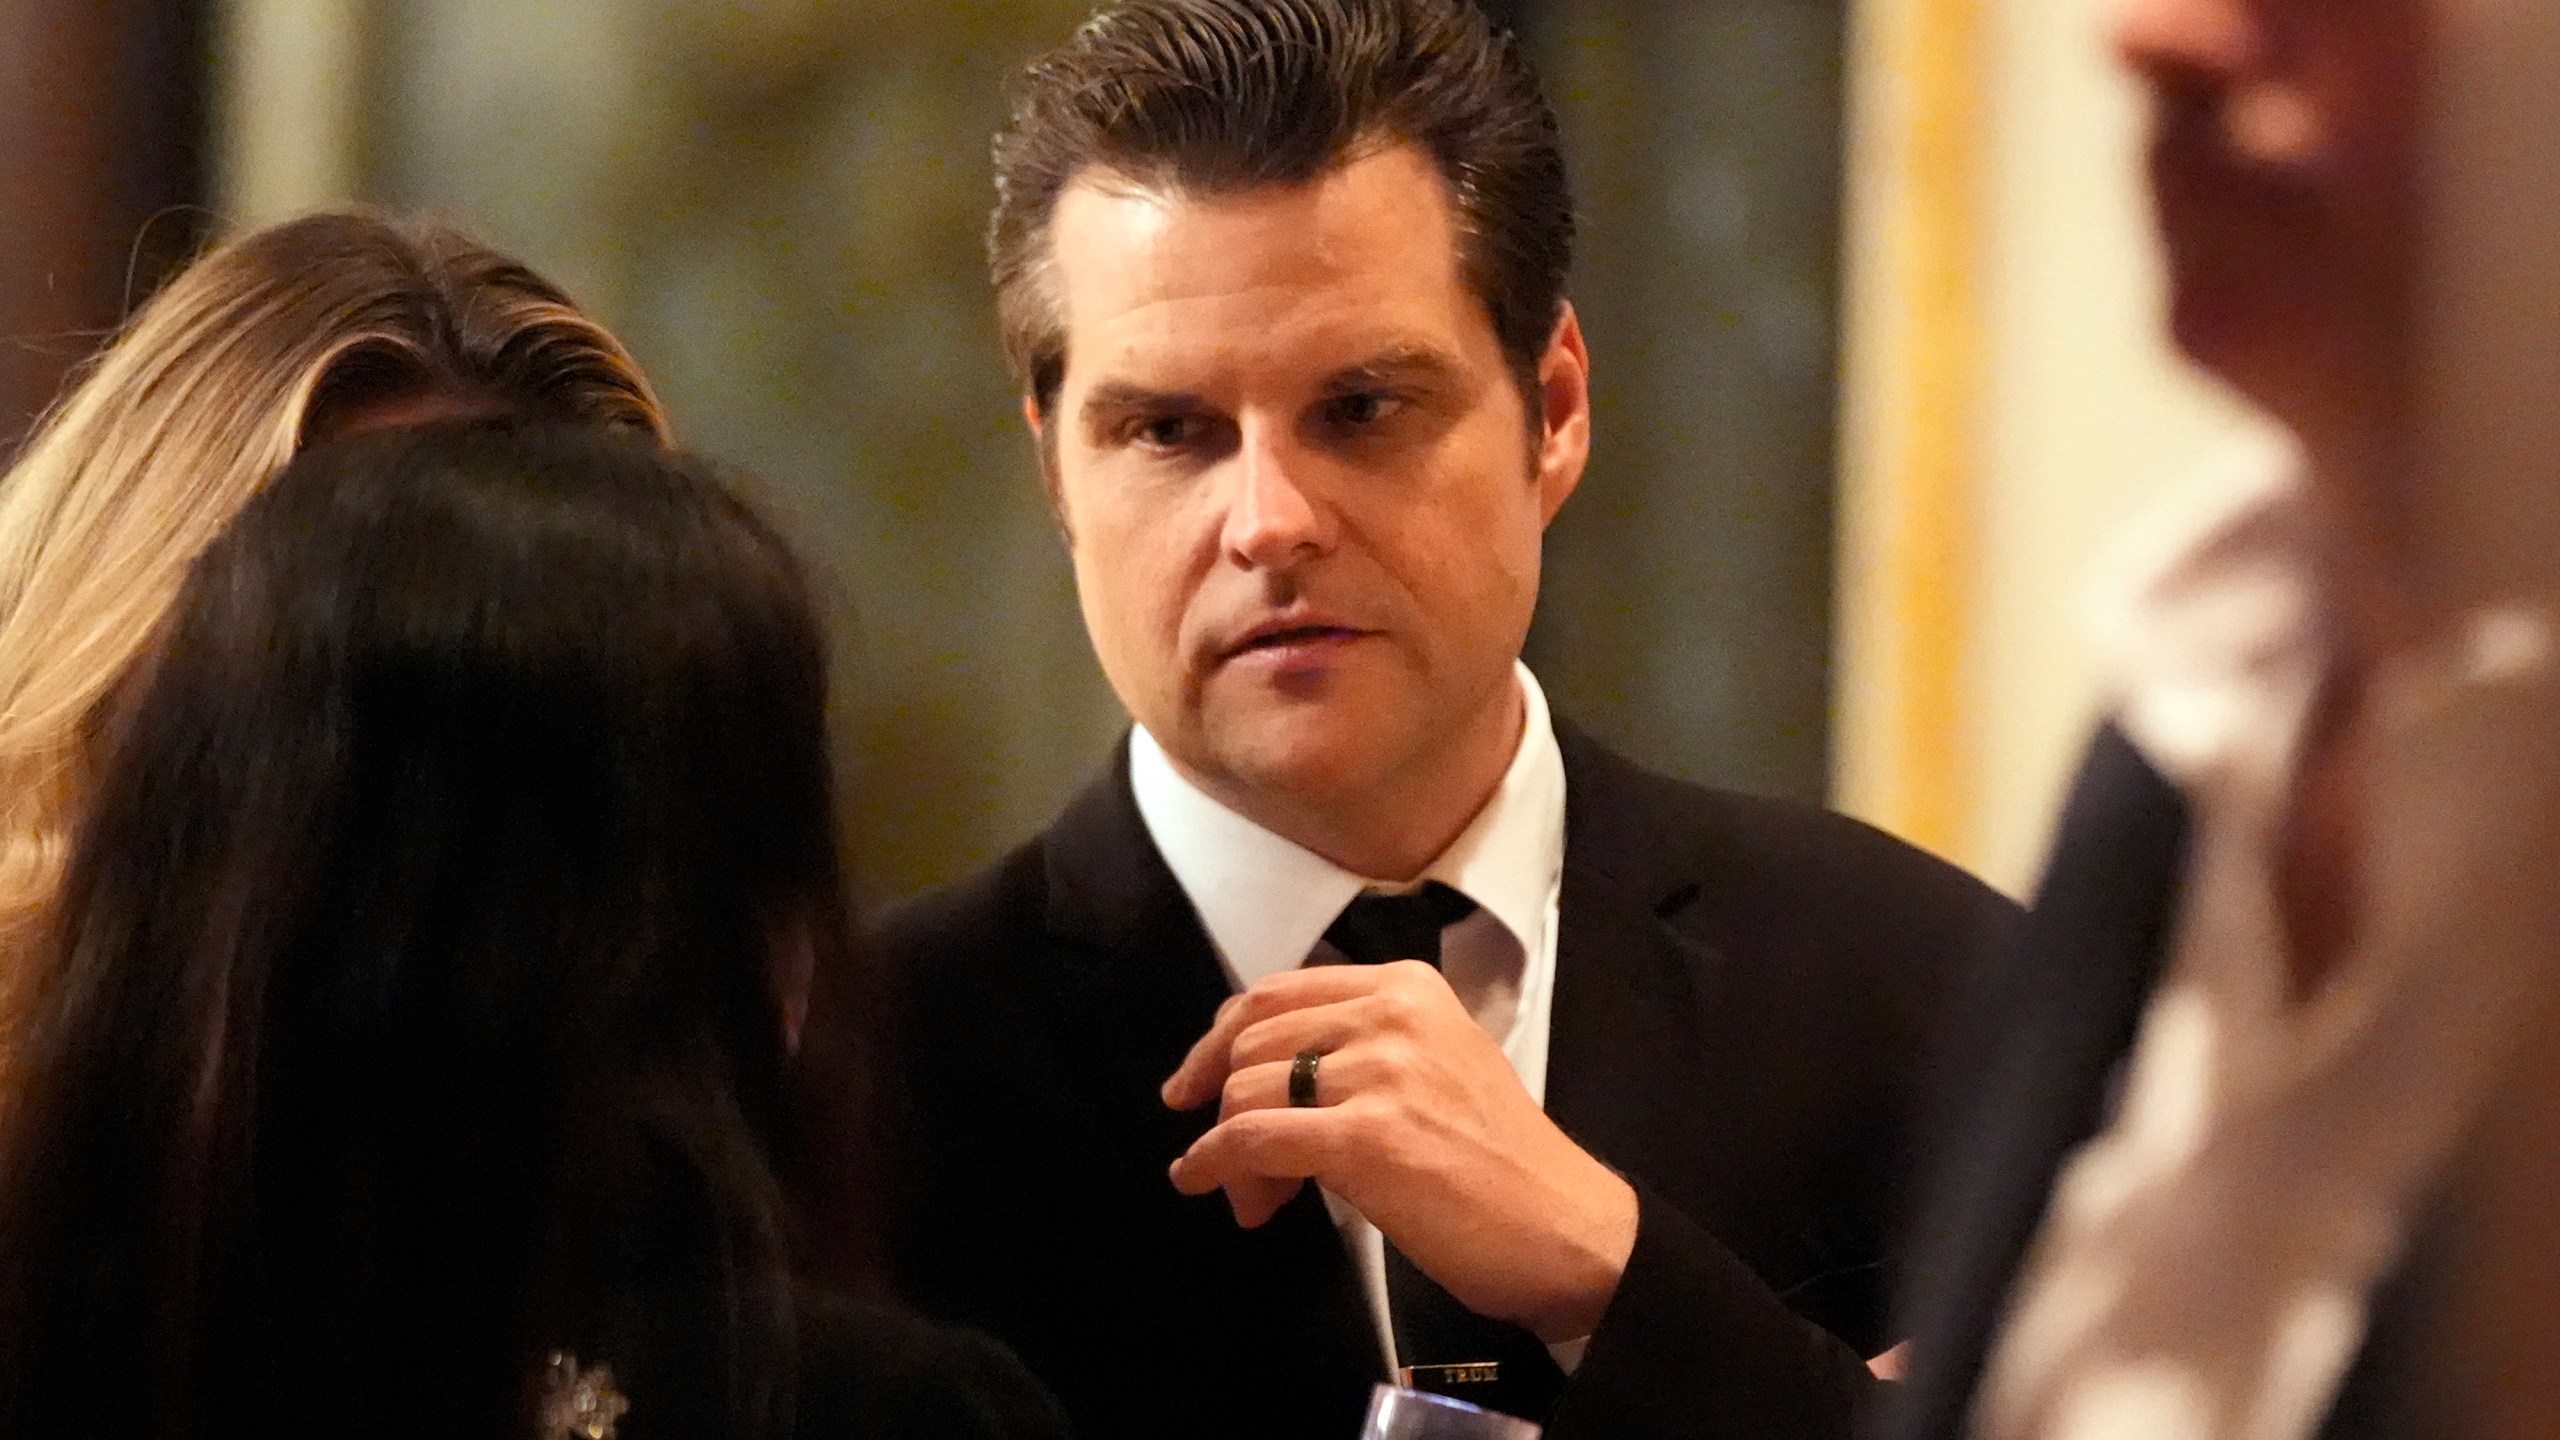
[1321,343,1469,392]
[1079,380,1200,415]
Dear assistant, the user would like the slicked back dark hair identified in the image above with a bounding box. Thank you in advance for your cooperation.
[0,422,866,1440]
[990,0,1575,416]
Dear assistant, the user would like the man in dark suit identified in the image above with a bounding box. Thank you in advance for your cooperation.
[877,3,2017,1437]
[1885,3,2560,1439]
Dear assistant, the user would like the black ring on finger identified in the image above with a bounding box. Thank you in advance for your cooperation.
[1289,1049,1324,1108]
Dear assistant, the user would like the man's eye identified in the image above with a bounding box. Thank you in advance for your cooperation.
[1326,392,1403,427]
[1131,415,1198,449]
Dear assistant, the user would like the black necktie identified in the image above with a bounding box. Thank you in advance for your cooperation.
[1320,883,1478,966]
[1316,885,1567,1424]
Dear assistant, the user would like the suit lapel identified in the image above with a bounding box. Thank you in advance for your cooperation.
[1035,741,1386,1415]
[1891,724,2193,1440]
[1038,742,1237,1156]
[1542,726,1723,1192]
[1541,724,1911,1344]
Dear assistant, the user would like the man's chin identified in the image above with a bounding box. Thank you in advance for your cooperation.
[1224,731,1378,797]
[1186,710,1398,810]
[2165,278,2293,402]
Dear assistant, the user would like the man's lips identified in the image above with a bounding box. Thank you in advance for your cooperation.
[1219,620,1373,662]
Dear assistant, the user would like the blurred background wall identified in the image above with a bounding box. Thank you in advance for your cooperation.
[0,2,208,457]
[2,0,2266,902]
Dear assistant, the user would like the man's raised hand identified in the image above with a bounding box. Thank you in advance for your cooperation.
[1161,961,1638,1343]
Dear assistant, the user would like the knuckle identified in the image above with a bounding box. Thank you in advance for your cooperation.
[1239,984,1288,1026]
[1233,1016,1285,1062]
[1381,988,1423,1030]
[1339,1100,1395,1155]
[1311,1048,1358,1101]
[1228,1108,1283,1151]
[1358,986,1393,1019]
[1373,1035,1418,1081]
[1221,1068,1260,1112]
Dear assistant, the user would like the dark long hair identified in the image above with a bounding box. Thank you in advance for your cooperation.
[0,423,861,1440]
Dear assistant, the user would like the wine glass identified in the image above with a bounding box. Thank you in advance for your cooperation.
[1358,1384,1543,1440]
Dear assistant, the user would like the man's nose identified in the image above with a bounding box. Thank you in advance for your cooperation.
[2112,0,2256,87]
[1219,423,1335,570]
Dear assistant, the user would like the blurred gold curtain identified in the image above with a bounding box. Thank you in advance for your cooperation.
[1833,0,1985,858]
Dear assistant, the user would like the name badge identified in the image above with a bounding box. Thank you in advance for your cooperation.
[1401,1361,1501,1390]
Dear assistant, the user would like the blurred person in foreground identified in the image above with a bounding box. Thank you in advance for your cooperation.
[874,1,2019,1436]
[0,210,666,996]
[1883,3,2560,1440]
[0,422,1066,1440]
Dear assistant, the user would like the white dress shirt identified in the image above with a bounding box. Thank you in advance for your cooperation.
[1129,660,1569,1376]
[1975,438,2560,1440]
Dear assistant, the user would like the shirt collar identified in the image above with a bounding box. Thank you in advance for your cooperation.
[1129,662,1567,990]
[2091,427,2327,787]
[2094,426,2560,793]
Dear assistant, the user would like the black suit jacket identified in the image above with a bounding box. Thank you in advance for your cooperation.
[1882,725,2451,1440]
[879,725,2019,1440]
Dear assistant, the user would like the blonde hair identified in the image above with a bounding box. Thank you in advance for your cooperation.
[0,210,669,971]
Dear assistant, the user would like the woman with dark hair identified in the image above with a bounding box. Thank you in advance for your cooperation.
[0,423,1064,1440]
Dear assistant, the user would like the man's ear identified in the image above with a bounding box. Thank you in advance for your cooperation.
[1534,303,1592,526]
[1025,393,1073,542]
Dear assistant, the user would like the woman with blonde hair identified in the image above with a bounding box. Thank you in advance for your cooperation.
[0,210,668,977]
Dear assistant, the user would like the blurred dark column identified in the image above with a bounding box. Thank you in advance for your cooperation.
[0,2,209,457]
[1525,0,1847,802]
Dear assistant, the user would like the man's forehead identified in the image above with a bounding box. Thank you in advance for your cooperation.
[1045,147,1493,393]
[1048,149,1467,313]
